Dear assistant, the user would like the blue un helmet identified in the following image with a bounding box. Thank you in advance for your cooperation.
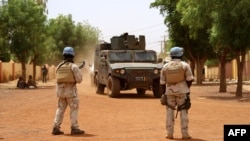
[170,47,184,57]
[62,46,75,56]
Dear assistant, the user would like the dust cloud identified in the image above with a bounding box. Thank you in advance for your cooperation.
[74,44,96,69]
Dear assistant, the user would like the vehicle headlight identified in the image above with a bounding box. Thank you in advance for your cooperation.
[115,69,126,74]
[120,69,126,74]
[154,69,159,74]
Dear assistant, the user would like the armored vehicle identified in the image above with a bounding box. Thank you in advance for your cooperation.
[93,33,162,98]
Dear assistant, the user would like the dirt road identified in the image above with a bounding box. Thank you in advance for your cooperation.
[0,77,250,141]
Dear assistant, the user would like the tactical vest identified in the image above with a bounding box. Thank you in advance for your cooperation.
[56,62,75,83]
[165,61,185,83]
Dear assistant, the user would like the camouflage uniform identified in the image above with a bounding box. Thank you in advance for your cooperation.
[53,63,82,130]
[160,59,194,138]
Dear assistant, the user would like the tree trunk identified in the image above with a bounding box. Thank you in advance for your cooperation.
[31,53,39,81]
[21,62,26,82]
[235,51,246,98]
[219,53,227,92]
[196,59,206,85]
[190,60,195,76]
[33,63,36,81]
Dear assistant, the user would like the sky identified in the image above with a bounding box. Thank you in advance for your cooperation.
[47,0,168,53]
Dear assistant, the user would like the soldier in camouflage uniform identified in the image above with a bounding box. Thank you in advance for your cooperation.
[52,47,85,135]
[160,47,194,139]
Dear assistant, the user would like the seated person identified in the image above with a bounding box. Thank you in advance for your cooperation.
[26,75,37,89]
[17,76,27,89]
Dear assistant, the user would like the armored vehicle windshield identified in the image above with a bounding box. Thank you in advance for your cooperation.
[110,52,132,62]
[134,51,157,62]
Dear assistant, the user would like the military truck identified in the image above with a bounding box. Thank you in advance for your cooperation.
[93,33,162,98]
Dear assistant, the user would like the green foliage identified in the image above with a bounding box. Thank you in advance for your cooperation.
[151,0,215,60]
[46,15,100,64]
[210,0,250,51]
[46,14,75,61]
[0,0,100,65]
[0,2,10,61]
[205,59,218,67]
[0,36,10,61]
[151,0,216,85]
[151,0,250,95]
[0,0,46,64]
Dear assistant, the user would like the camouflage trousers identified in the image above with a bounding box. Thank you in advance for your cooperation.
[53,96,80,129]
[166,94,190,136]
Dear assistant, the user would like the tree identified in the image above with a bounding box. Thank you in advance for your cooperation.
[0,0,100,82]
[150,0,215,85]
[73,21,100,62]
[28,13,47,80]
[46,14,80,64]
[211,0,250,97]
[0,38,11,62]
[0,0,47,80]
[176,0,230,92]
[224,0,250,97]
[0,0,10,62]
[163,0,250,97]
[46,15,100,64]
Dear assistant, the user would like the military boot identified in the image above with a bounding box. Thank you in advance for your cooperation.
[182,133,192,140]
[71,128,85,135]
[182,135,192,139]
[165,134,174,139]
[52,127,64,135]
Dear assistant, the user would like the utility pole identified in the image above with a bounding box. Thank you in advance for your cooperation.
[160,35,167,59]
[163,34,166,54]
[160,40,163,53]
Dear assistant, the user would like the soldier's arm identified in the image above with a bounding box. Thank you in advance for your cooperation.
[184,63,194,88]
[72,64,82,83]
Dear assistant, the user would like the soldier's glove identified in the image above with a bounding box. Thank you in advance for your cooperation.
[160,94,167,105]
[79,61,85,69]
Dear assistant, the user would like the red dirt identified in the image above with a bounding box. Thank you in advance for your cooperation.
[0,76,250,141]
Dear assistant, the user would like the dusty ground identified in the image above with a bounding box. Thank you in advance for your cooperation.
[0,75,250,141]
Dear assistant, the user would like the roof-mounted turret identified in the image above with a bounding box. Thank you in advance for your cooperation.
[110,33,145,50]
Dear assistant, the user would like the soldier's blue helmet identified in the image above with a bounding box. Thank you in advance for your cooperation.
[63,46,74,56]
[170,47,184,57]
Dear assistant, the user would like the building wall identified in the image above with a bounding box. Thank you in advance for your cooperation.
[205,52,250,81]
[0,60,56,83]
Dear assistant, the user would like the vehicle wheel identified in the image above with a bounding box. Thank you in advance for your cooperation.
[107,76,120,98]
[95,74,105,94]
[136,88,146,95]
[153,78,162,98]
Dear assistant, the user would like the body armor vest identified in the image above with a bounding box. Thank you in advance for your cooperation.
[165,61,185,83]
[56,62,75,83]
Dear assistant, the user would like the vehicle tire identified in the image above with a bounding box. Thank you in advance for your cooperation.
[95,74,105,94]
[153,78,162,98]
[107,76,120,98]
[136,88,146,95]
